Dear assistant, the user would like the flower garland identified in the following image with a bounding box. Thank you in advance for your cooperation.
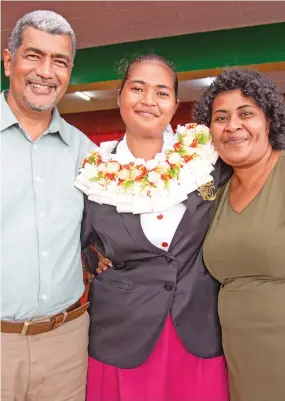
[75,123,218,213]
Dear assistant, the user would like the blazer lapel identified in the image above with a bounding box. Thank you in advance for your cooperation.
[169,191,200,252]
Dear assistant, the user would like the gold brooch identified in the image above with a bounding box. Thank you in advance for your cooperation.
[198,181,216,201]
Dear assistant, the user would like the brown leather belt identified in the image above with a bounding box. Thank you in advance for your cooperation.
[1,301,89,336]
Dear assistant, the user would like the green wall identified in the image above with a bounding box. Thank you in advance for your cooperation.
[1,22,285,90]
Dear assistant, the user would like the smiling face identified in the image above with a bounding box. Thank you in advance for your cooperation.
[210,89,271,167]
[3,26,73,113]
[117,60,178,139]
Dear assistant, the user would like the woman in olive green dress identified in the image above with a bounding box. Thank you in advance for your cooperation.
[194,69,285,401]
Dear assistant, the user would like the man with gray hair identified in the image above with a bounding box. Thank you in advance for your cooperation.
[1,10,94,401]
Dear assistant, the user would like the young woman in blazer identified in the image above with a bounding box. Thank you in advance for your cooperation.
[77,54,230,401]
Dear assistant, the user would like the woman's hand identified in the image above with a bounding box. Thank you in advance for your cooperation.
[90,245,113,275]
[96,253,113,274]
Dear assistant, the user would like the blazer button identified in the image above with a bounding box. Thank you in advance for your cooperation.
[164,282,173,291]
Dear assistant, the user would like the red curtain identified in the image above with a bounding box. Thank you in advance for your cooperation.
[87,132,124,145]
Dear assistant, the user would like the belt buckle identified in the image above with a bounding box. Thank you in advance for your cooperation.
[52,311,68,330]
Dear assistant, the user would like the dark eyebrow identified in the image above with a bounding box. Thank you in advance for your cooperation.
[24,47,71,63]
[213,109,227,115]
[213,104,254,115]
[128,80,172,91]
[129,80,145,85]
[157,84,172,91]
[237,104,254,110]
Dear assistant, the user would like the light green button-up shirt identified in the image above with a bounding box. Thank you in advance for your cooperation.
[1,91,95,320]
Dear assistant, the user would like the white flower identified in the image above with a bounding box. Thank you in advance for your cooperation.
[148,171,162,184]
[194,143,217,164]
[118,169,130,180]
[184,146,197,156]
[105,161,120,173]
[176,125,186,135]
[146,159,158,170]
[156,162,170,174]
[154,153,166,163]
[195,124,210,134]
[116,154,133,165]
[168,152,182,165]
[98,163,107,172]
[183,131,195,146]
[83,164,99,179]
[134,158,145,166]
[187,158,212,176]
[97,178,107,186]
[130,168,141,179]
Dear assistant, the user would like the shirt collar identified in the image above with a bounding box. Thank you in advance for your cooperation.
[0,90,18,131]
[0,90,70,146]
[51,107,71,146]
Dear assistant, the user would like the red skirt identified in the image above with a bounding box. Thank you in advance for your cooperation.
[86,315,229,401]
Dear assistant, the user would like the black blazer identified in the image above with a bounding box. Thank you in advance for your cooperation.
[81,158,231,368]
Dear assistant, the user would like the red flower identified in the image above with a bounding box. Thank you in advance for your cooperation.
[105,173,116,180]
[186,123,197,129]
[174,142,182,151]
[183,155,194,163]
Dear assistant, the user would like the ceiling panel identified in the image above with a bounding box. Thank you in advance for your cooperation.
[2,1,285,51]
[239,2,285,26]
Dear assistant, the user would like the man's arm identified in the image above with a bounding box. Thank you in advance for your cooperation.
[81,196,112,275]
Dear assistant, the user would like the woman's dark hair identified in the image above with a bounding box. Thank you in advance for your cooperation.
[193,68,285,150]
[118,53,179,99]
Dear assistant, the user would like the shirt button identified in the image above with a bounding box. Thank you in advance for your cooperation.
[157,214,164,220]
[41,294,48,301]
[35,177,41,182]
[42,251,47,257]
[33,144,38,150]
[161,242,168,248]
[39,212,44,218]
[164,283,173,291]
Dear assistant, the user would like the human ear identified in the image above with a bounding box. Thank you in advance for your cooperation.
[3,49,13,77]
[117,89,121,108]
